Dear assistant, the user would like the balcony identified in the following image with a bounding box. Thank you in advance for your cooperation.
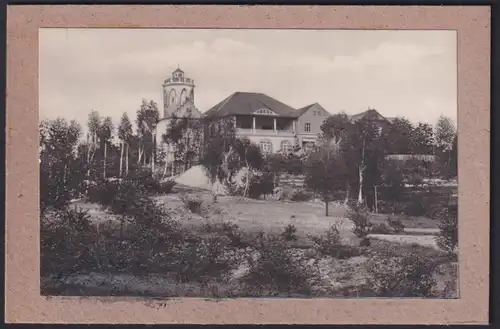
[164,77,194,84]
[236,128,295,137]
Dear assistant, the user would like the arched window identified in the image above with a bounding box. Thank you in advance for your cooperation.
[180,89,187,105]
[168,89,176,107]
[259,139,273,155]
[280,140,292,155]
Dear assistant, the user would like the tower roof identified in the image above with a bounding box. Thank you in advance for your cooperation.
[173,67,184,74]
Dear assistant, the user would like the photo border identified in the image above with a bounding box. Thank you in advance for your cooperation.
[5,5,490,324]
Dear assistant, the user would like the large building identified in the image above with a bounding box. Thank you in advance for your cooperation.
[156,67,330,156]
[203,92,330,154]
[156,68,394,160]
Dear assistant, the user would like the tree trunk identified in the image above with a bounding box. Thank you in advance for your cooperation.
[357,166,364,204]
[120,215,125,238]
[162,158,168,180]
[103,142,107,179]
[125,143,129,176]
[137,147,143,164]
[243,152,250,198]
[151,149,155,173]
[119,141,124,177]
[325,200,329,216]
[358,139,366,204]
[344,183,350,205]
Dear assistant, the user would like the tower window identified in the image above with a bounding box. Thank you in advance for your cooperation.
[304,122,311,132]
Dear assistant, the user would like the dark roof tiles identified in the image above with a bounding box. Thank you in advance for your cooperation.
[203,92,297,118]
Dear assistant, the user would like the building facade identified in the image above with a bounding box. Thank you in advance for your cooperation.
[156,68,394,161]
[203,92,330,155]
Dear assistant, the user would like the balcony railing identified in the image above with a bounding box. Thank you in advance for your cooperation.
[165,77,194,84]
[236,128,295,136]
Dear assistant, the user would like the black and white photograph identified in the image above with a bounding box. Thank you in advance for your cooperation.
[39,28,458,299]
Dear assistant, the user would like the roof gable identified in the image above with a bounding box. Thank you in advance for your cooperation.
[292,103,330,118]
[252,108,279,116]
[348,109,390,123]
[203,92,297,118]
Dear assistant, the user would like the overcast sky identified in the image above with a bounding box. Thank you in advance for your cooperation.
[39,28,457,132]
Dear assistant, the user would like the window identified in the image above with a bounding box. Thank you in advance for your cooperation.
[280,140,292,154]
[304,122,311,132]
[259,139,273,154]
[254,108,277,116]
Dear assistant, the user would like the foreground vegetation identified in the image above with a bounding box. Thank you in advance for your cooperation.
[39,101,458,299]
[41,175,458,299]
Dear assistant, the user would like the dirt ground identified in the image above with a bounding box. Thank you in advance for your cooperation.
[71,186,440,249]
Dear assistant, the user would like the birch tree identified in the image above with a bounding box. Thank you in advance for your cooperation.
[117,113,133,177]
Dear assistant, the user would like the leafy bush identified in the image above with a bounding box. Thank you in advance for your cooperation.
[370,223,392,234]
[109,181,152,238]
[387,215,405,233]
[346,203,371,238]
[170,236,234,282]
[242,234,313,296]
[435,205,458,252]
[40,207,100,276]
[365,254,438,297]
[87,179,120,207]
[289,189,312,202]
[309,225,361,259]
[40,167,72,214]
[126,200,184,274]
[180,193,204,214]
[281,224,298,241]
[158,179,177,194]
[125,168,177,195]
[246,172,275,199]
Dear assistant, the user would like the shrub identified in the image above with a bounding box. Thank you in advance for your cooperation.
[40,168,72,214]
[289,189,311,202]
[40,207,100,276]
[109,181,149,217]
[126,200,184,274]
[346,203,371,238]
[170,235,234,282]
[246,172,274,199]
[124,169,176,195]
[281,224,298,241]
[309,225,361,259]
[435,205,458,252]
[142,177,162,194]
[158,179,177,194]
[370,223,392,234]
[243,234,313,296]
[87,179,120,207]
[365,254,438,297]
[180,193,204,214]
[387,215,405,233]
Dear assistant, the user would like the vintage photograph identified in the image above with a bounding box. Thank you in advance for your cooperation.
[39,28,458,299]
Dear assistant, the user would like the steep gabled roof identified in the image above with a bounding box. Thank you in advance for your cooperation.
[291,102,330,118]
[292,104,315,118]
[348,109,390,124]
[203,92,297,118]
